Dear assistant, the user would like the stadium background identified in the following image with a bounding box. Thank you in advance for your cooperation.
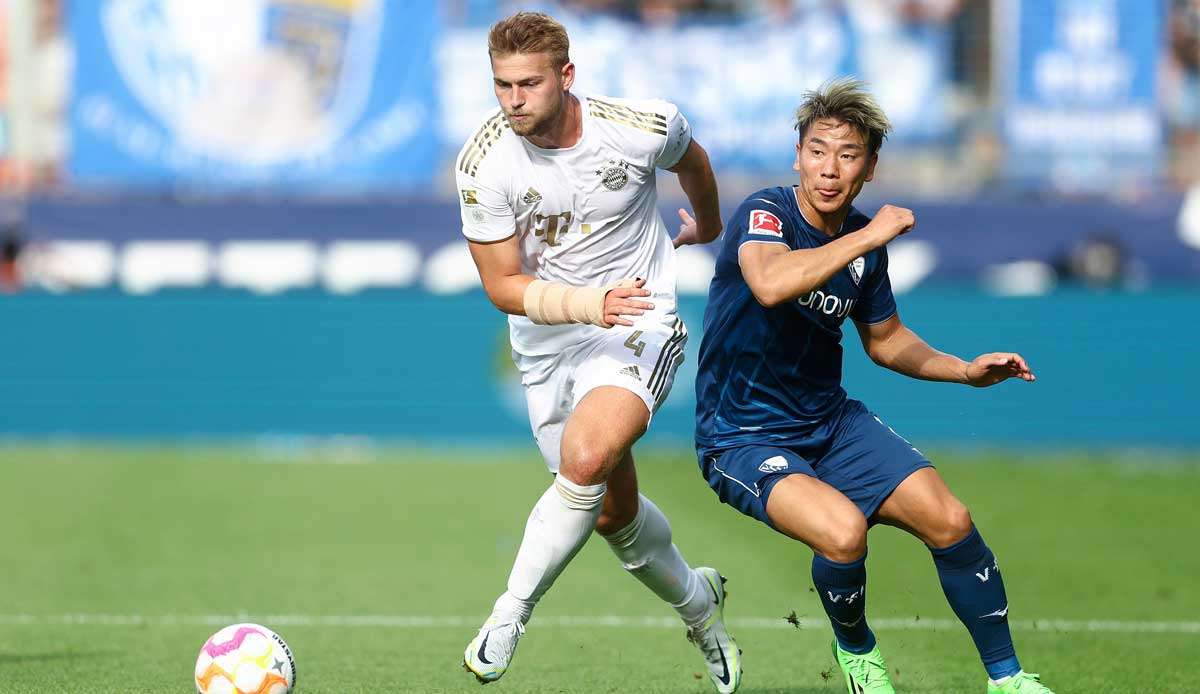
[0,1,1198,692]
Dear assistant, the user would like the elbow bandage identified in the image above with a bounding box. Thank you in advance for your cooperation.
[523,278,638,327]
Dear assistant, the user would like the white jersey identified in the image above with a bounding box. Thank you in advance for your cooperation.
[455,94,692,356]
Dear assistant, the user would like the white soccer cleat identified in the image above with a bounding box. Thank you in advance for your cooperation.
[687,567,743,693]
[462,616,525,684]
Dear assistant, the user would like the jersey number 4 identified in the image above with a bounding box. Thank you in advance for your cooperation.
[623,331,646,357]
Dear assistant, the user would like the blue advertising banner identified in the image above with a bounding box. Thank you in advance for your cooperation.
[1001,0,1164,191]
[437,9,954,175]
[68,0,439,188]
[2,289,1198,447]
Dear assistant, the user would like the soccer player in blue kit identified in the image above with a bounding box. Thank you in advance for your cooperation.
[694,79,1055,694]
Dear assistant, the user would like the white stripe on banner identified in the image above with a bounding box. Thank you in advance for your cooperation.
[0,614,1196,634]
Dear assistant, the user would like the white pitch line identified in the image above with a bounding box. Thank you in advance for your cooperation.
[0,614,1197,634]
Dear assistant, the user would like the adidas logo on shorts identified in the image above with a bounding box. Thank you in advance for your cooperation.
[618,365,642,380]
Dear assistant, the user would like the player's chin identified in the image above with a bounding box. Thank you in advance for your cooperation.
[812,195,845,212]
[507,116,539,136]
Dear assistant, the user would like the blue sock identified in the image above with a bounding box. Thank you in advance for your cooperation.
[930,527,1021,681]
[812,552,875,654]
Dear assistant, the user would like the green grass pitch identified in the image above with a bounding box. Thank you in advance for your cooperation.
[0,444,1198,693]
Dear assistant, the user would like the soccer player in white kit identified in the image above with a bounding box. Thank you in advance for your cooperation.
[455,12,741,693]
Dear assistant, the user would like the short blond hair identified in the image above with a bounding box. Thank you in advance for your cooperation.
[488,12,570,69]
[794,78,892,156]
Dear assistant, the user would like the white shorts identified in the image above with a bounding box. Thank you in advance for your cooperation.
[514,315,688,472]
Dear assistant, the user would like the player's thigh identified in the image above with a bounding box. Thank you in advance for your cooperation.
[875,467,973,549]
[559,319,688,483]
[815,399,933,523]
[766,474,868,562]
[700,441,840,535]
[560,386,650,485]
[514,349,574,473]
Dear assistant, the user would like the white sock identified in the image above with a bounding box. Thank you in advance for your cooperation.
[605,494,711,627]
[495,476,606,624]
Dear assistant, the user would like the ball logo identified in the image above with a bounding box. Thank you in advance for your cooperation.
[748,210,783,237]
[101,0,383,165]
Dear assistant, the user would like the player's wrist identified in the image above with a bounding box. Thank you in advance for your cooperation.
[958,359,974,385]
[523,278,640,328]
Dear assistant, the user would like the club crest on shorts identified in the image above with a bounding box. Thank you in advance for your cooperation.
[595,159,631,191]
[757,455,788,473]
[848,256,865,285]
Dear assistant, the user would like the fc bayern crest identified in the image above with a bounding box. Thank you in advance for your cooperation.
[849,256,865,285]
[595,159,631,191]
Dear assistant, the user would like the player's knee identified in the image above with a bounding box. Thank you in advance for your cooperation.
[559,442,616,486]
[928,500,973,548]
[816,514,868,563]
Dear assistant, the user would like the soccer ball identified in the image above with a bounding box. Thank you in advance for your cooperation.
[195,623,296,694]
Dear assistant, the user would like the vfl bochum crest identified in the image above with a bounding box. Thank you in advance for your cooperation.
[595,159,631,191]
[100,0,383,166]
[849,256,865,285]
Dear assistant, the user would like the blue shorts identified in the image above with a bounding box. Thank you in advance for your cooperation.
[697,399,932,530]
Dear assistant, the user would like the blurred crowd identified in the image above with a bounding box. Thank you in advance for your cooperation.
[0,0,1197,194]
[552,0,965,26]
[1167,0,1200,186]
[0,0,69,192]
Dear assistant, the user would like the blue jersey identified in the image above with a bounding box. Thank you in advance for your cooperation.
[695,186,897,452]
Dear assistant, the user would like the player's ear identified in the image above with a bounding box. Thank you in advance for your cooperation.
[560,61,575,91]
[864,153,878,182]
[792,143,802,172]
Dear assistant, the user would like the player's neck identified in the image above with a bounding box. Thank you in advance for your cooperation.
[792,185,849,237]
[524,94,582,150]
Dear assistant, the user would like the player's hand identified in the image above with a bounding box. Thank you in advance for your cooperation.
[964,352,1036,387]
[863,205,915,246]
[672,208,717,248]
[603,278,654,328]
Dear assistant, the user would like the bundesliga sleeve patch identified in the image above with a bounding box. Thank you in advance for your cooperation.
[747,209,783,237]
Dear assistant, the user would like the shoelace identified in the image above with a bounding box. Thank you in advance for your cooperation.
[1012,672,1046,692]
[685,624,723,662]
[845,651,885,686]
[483,621,525,658]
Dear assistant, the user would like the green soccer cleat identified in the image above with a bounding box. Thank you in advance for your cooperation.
[987,671,1055,693]
[685,567,743,693]
[832,640,895,694]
